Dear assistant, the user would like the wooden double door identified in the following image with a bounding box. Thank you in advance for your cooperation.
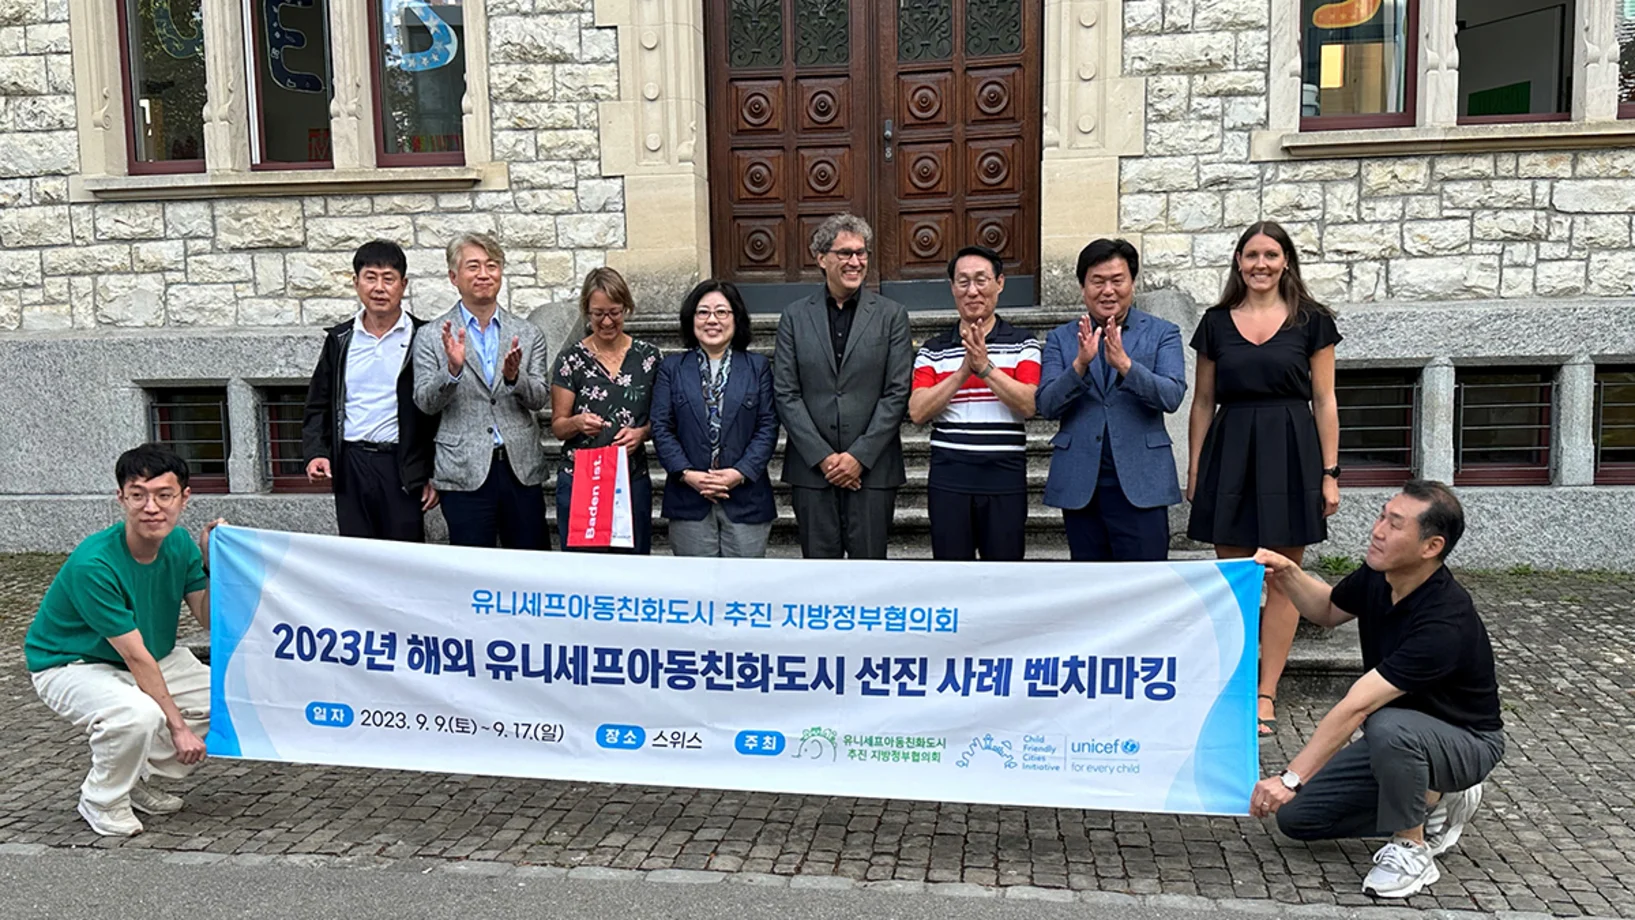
[704,0,1041,310]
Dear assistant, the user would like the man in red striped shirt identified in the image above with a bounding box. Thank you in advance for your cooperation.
[908,246,1041,561]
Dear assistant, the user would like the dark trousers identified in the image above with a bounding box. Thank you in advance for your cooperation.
[1062,481,1170,562]
[926,487,1026,561]
[439,448,550,550]
[1277,707,1505,840]
[555,470,653,555]
[334,444,425,542]
[790,486,895,559]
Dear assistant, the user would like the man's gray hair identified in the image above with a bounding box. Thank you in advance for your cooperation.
[810,213,874,257]
[445,232,506,271]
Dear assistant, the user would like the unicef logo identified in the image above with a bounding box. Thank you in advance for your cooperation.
[1121,739,1140,755]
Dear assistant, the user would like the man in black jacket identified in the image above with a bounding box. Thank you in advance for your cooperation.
[301,240,439,540]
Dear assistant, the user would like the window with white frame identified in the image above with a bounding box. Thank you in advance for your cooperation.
[74,0,491,191]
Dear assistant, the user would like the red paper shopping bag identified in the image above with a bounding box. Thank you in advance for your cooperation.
[566,445,634,549]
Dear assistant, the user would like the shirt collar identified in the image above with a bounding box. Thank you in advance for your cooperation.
[457,301,499,331]
[825,290,860,311]
[352,309,411,338]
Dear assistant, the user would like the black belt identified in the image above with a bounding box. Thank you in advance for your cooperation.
[345,440,397,453]
[492,445,508,461]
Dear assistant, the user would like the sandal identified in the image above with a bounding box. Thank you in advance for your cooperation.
[1258,693,1278,736]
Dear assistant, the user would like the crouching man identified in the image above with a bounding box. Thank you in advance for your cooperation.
[25,444,223,836]
[1250,480,1503,899]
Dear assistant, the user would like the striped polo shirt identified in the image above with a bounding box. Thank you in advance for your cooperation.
[911,316,1042,495]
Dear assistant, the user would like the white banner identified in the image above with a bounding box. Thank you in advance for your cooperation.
[207,526,1263,815]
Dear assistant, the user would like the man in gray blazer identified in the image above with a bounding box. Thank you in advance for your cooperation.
[773,214,913,558]
[412,232,552,549]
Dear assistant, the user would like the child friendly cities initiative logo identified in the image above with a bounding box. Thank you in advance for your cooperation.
[955,733,1142,773]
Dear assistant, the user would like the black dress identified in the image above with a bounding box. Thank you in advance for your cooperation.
[1186,306,1342,548]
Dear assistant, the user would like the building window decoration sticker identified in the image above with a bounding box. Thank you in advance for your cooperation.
[795,0,849,66]
[122,0,207,167]
[264,0,326,93]
[965,0,1020,58]
[899,0,953,62]
[375,0,466,159]
[729,0,784,68]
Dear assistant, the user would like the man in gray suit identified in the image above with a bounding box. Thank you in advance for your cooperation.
[773,214,913,559]
[412,232,552,549]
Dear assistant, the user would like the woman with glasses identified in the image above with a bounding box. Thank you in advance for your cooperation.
[651,280,779,557]
[550,267,662,554]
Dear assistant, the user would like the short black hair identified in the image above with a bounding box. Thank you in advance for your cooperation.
[678,280,753,352]
[116,443,190,490]
[1076,238,1140,285]
[353,239,408,278]
[947,246,1003,280]
[1401,479,1465,560]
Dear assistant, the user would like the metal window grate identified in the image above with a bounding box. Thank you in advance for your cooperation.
[148,387,230,492]
[1454,369,1554,485]
[1336,369,1418,486]
[260,386,321,492]
[1595,368,1635,484]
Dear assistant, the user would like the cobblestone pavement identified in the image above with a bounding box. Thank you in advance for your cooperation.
[2,556,1633,917]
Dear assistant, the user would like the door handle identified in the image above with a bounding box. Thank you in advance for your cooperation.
[883,118,894,162]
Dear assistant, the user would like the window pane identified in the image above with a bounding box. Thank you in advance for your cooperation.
[730,0,785,67]
[1337,371,1416,468]
[899,0,953,62]
[149,388,230,480]
[1597,370,1635,465]
[261,387,308,480]
[1620,3,1635,107]
[965,0,1020,58]
[255,0,335,164]
[1455,372,1552,468]
[1300,0,1410,117]
[1456,0,1572,118]
[123,0,206,163]
[375,0,467,157]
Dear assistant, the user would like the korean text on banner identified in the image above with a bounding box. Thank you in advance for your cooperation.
[566,445,633,549]
[207,526,1263,815]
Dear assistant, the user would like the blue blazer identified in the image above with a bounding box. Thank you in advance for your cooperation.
[1036,309,1187,511]
[651,350,779,524]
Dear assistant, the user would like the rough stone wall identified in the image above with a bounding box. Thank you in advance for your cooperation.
[1120,0,1635,309]
[0,1,625,333]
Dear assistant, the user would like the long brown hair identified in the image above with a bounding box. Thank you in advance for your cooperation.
[1212,221,1336,327]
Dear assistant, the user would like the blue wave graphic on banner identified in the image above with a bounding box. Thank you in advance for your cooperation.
[207,527,289,758]
[1165,559,1261,814]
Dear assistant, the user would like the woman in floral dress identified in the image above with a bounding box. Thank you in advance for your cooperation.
[550,267,662,553]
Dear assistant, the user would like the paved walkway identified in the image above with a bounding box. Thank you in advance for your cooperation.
[1,557,1632,917]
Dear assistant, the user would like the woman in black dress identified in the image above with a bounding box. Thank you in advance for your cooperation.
[1186,222,1341,736]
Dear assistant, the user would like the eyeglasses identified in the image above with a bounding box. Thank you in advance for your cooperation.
[953,274,995,291]
[694,306,733,320]
[121,489,182,509]
[826,248,869,263]
[588,310,624,323]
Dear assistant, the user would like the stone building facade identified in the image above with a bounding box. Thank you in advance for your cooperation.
[1,0,1632,567]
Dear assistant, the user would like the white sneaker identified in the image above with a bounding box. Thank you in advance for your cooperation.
[77,798,144,837]
[1363,837,1439,898]
[1425,783,1483,857]
[129,782,184,816]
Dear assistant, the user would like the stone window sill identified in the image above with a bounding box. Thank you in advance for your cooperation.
[1251,120,1635,160]
[72,163,508,202]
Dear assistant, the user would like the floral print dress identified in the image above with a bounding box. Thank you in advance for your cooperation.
[551,337,662,479]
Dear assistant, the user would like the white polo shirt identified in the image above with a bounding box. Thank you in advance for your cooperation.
[343,311,413,443]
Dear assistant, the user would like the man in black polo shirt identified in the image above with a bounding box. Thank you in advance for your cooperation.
[1248,480,1504,899]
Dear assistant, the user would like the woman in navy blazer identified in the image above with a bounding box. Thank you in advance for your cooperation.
[651,280,780,557]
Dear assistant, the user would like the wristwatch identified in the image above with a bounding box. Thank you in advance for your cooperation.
[974,363,994,379]
[1323,464,1342,480]
[1279,769,1303,793]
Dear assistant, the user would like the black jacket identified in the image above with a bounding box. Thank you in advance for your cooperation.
[301,315,438,494]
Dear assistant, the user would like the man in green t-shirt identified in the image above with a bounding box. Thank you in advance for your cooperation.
[26,444,223,837]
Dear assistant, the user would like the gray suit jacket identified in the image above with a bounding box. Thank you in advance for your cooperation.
[773,289,912,489]
[412,305,551,491]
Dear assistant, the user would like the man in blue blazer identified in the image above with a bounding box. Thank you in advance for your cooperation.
[1037,239,1186,561]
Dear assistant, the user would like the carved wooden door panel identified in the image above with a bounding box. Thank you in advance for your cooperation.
[705,1,1039,309]
[877,0,1039,306]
